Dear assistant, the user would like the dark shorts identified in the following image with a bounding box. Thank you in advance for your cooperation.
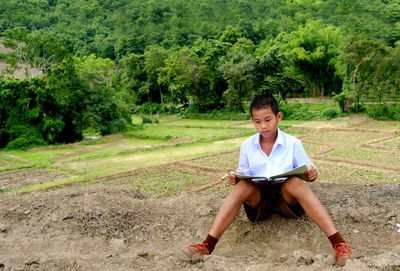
[243,180,305,222]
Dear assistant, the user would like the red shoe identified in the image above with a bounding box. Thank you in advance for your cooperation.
[333,243,354,266]
[181,243,210,258]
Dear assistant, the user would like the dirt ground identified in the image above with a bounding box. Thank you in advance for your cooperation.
[0,177,399,271]
[1,116,400,270]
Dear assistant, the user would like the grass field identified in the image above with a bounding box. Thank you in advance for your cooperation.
[0,115,399,194]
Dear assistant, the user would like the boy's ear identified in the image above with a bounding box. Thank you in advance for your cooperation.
[277,112,283,122]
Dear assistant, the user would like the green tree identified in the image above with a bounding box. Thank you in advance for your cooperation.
[219,25,242,44]
[255,43,302,99]
[278,20,341,97]
[115,53,146,103]
[1,27,70,79]
[157,48,193,106]
[189,38,231,111]
[218,50,255,112]
[143,45,169,104]
[336,33,387,110]
[46,55,129,140]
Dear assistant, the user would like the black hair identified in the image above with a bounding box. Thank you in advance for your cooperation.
[250,94,279,117]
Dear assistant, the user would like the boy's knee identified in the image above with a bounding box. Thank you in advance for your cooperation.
[283,177,308,194]
[234,180,259,199]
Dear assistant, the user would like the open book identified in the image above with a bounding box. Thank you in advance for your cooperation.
[232,165,309,182]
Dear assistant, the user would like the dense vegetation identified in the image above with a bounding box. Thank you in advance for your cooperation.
[0,0,399,148]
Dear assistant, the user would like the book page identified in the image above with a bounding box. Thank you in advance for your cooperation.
[232,165,309,182]
[232,173,266,180]
[268,165,308,181]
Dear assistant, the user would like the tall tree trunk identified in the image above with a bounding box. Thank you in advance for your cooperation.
[159,87,164,105]
[352,61,363,84]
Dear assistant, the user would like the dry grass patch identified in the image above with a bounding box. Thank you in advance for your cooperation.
[301,131,383,147]
[315,161,400,185]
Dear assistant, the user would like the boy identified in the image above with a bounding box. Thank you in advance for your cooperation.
[182,94,353,266]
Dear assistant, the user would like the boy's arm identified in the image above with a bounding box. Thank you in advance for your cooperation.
[237,142,251,175]
[229,142,251,185]
[305,165,318,182]
[294,140,318,181]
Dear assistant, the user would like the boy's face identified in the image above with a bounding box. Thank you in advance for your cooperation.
[251,107,282,140]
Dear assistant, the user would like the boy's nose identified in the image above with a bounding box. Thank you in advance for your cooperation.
[261,122,268,128]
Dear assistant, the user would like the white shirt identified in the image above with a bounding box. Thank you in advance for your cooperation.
[237,128,315,179]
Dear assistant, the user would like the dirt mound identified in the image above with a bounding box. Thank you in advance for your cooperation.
[1,182,400,270]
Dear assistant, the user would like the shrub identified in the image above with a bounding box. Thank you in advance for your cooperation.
[350,102,365,113]
[110,118,128,133]
[365,103,400,120]
[320,108,339,120]
[290,107,317,120]
[5,125,46,150]
[5,136,46,150]
[132,102,182,115]
[180,108,249,120]
[142,116,153,124]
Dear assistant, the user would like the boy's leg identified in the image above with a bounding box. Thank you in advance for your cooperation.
[209,180,261,239]
[182,180,260,258]
[281,177,337,236]
[281,177,353,265]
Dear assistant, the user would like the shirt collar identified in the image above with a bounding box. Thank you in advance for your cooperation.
[255,127,285,148]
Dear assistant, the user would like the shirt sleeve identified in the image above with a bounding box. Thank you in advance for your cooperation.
[237,142,251,175]
[293,140,317,170]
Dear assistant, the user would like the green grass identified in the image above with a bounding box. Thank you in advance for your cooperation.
[303,143,322,155]
[316,161,400,185]
[131,115,143,125]
[129,167,213,198]
[163,119,241,128]
[54,137,247,176]
[0,153,30,171]
[382,137,400,147]
[8,145,85,162]
[304,102,336,112]
[354,119,400,131]
[302,131,383,146]
[191,151,239,170]
[122,124,254,141]
[329,147,400,165]
[3,116,399,194]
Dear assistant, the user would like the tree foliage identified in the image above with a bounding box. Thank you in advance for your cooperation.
[277,21,341,97]
[0,0,400,149]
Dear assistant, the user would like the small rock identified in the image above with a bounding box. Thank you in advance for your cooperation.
[24,210,31,215]
[196,206,212,217]
[293,249,314,264]
[313,254,324,262]
[109,238,125,248]
[23,257,39,266]
[137,251,149,258]
[50,214,58,222]
[278,253,288,263]
[342,259,368,270]
[352,229,359,234]
[8,206,16,212]
[133,225,141,231]
[0,223,10,233]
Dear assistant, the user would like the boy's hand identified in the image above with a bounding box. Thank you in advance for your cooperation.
[227,171,239,185]
[305,165,317,182]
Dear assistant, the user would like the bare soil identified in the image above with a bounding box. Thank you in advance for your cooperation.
[1,117,400,270]
[1,169,400,271]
